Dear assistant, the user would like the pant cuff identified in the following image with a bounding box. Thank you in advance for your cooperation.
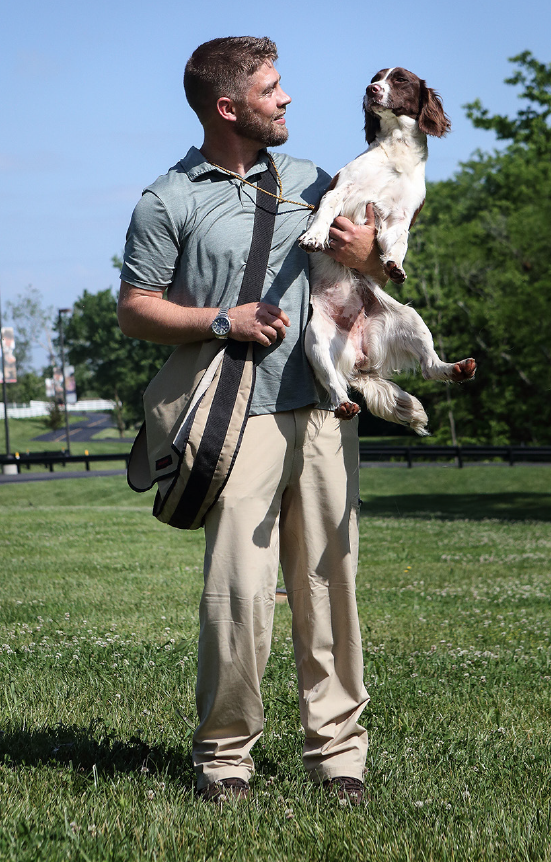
[307,765,365,785]
[195,766,252,792]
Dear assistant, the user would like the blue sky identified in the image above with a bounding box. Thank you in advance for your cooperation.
[1,0,550,358]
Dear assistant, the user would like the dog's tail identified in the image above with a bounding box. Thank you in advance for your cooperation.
[352,374,429,436]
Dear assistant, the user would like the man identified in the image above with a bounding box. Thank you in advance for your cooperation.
[118,36,383,804]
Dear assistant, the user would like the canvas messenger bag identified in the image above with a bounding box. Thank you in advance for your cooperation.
[127,163,278,530]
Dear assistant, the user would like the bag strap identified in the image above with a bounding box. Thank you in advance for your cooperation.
[235,161,279,308]
[167,162,279,524]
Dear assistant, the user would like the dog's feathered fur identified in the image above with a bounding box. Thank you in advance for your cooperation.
[299,67,475,434]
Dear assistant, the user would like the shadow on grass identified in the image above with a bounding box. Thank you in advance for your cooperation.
[0,723,194,785]
[360,492,551,521]
[0,723,286,787]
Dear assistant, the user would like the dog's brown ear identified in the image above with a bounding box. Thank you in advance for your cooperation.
[364,110,380,144]
[418,82,451,137]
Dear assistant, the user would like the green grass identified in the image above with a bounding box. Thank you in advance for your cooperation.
[1,469,550,861]
[359,463,551,521]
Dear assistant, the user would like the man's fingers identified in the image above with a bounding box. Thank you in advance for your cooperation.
[261,318,286,343]
[329,217,359,240]
[328,226,345,249]
[228,301,289,344]
[257,304,289,339]
[261,304,290,326]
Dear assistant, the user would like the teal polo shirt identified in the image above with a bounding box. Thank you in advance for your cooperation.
[121,147,331,415]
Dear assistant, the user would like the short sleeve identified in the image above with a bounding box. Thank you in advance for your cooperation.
[120,191,181,291]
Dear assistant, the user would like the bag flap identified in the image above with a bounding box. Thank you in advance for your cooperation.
[127,422,153,492]
[155,343,255,529]
[143,340,225,481]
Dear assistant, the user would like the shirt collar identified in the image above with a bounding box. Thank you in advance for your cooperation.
[181,146,271,182]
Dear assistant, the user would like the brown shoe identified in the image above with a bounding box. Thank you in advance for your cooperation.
[198,778,250,802]
[322,776,364,805]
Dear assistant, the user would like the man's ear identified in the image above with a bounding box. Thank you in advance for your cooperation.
[216,97,237,123]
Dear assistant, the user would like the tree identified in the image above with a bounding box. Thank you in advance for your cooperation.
[464,51,551,154]
[392,52,551,444]
[5,371,45,404]
[63,288,172,435]
[5,286,56,373]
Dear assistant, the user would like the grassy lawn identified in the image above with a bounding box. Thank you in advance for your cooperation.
[0,468,550,861]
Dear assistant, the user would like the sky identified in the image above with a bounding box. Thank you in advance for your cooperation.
[1,0,550,367]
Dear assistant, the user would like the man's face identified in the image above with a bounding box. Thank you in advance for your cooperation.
[234,61,291,147]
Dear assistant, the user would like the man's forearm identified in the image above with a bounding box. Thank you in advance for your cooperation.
[117,281,290,347]
[117,282,216,344]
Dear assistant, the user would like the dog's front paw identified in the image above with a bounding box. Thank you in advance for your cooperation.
[334,401,361,420]
[298,231,329,253]
[383,260,407,284]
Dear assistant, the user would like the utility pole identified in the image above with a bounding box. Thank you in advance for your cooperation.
[58,308,72,455]
[0,292,12,458]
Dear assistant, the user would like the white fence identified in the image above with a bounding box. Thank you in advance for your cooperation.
[0,399,116,419]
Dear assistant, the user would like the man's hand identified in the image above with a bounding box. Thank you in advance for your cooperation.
[324,203,387,283]
[229,302,290,347]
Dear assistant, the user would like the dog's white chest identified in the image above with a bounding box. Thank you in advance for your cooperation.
[339,142,426,224]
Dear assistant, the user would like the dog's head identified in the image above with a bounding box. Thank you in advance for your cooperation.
[363,67,451,143]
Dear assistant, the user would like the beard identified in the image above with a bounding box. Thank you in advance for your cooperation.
[234,103,289,148]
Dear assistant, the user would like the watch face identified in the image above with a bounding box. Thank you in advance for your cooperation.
[212,314,231,337]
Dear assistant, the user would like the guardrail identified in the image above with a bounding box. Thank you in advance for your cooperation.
[1,445,550,475]
[358,444,551,467]
[0,451,130,474]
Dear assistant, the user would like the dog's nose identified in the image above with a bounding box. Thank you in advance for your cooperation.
[366,83,382,96]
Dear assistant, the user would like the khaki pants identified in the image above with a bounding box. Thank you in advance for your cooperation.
[193,407,369,790]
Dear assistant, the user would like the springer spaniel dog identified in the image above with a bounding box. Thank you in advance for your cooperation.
[299,67,476,435]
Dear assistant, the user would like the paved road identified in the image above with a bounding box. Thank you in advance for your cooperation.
[34,413,134,444]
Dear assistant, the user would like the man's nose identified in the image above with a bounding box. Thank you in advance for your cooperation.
[278,86,292,106]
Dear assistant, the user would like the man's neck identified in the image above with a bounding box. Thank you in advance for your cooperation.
[199,137,264,177]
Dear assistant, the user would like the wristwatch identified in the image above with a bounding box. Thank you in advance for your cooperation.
[211,308,232,339]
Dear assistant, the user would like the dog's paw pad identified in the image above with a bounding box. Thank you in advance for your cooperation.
[451,358,476,382]
[384,261,407,284]
[334,402,360,420]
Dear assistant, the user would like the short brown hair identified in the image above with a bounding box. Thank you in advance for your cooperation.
[184,36,278,121]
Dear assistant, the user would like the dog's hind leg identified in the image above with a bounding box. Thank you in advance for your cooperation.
[422,356,477,382]
[370,290,477,383]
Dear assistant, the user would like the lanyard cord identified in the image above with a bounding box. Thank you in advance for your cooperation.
[207,155,315,210]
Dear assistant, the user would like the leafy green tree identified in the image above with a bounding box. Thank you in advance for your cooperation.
[393,51,551,444]
[465,51,551,154]
[42,400,65,432]
[5,371,46,404]
[63,288,172,435]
